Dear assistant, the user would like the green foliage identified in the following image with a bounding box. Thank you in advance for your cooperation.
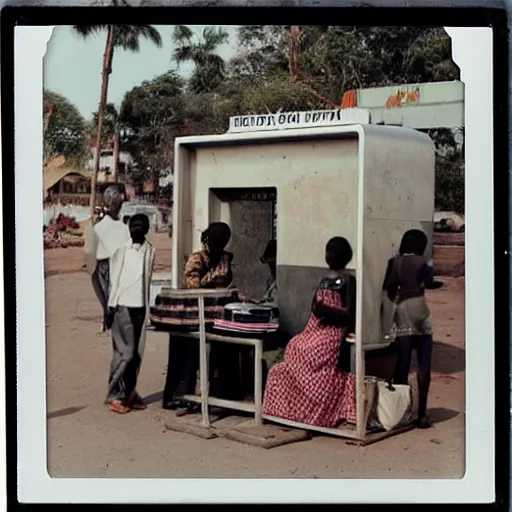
[237,26,459,106]
[119,71,185,184]
[115,24,463,202]
[91,103,119,146]
[73,24,162,52]
[427,128,465,213]
[172,26,229,93]
[43,90,89,167]
[240,74,319,113]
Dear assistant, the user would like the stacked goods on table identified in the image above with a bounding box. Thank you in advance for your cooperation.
[150,288,239,331]
[213,302,280,335]
[43,214,86,249]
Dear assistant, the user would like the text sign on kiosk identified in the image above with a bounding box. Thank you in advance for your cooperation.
[228,108,370,133]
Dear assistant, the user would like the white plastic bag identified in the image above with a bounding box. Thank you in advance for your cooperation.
[376,381,412,431]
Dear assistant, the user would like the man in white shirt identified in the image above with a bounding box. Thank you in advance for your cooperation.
[87,186,130,332]
[105,214,156,414]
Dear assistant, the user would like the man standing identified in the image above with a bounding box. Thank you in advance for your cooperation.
[85,186,130,332]
[105,214,156,414]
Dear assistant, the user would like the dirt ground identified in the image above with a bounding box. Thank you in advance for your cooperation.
[45,233,465,479]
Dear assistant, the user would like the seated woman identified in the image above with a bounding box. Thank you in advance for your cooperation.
[162,222,240,411]
[183,222,233,290]
[263,237,357,427]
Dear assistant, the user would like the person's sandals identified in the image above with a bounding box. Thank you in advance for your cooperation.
[173,401,201,417]
[128,392,147,410]
[163,399,185,411]
[107,400,131,414]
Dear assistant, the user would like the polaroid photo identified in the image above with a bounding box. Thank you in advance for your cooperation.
[5,3,509,506]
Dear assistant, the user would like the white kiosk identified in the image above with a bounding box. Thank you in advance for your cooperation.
[170,109,435,443]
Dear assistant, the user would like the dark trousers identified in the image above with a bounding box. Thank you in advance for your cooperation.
[91,259,110,331]
[393,334,433,419]
[107,306,146,403]
[163,336,243,405]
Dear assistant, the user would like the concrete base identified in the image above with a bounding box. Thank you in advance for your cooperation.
[162,411,311,448]
[163,409,229,440]
[219,420,311,449]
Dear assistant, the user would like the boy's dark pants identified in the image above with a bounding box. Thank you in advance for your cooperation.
[393,334,433,419]
[107,306,146,403]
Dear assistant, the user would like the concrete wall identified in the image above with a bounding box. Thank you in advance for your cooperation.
[173,124,436,340]
[178,139,359,334]
[359,126,436,345]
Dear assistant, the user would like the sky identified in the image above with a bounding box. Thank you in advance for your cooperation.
[43,25,240,120]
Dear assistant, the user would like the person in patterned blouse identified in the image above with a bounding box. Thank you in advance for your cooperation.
[183,222,233,289]
[163,222,241,412]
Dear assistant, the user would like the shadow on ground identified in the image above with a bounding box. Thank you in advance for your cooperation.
[410,340,465,375]
[428,407,460,424]
[143,391,163,405]
[47,406,87,419]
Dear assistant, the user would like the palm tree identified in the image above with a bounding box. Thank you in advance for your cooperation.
[172,25,229,94]
[92,103,122,182]
[73,24,162,216]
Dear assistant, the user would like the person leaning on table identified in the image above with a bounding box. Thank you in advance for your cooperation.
[162,222,242,413]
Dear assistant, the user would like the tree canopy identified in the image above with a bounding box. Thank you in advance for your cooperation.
[73,24,162,54]
[119,71,185,185]
[102,25,463,210]
[172,25,229,93]
[43,90,89,167]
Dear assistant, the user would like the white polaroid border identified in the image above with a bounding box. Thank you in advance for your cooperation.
[14,26,495,503]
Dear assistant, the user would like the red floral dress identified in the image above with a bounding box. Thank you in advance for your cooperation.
[263,276,356,427]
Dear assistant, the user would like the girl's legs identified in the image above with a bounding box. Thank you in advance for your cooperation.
[393,336,414,385]
[415,334,433,427]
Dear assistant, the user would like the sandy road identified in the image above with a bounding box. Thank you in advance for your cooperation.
[44,234,465,479]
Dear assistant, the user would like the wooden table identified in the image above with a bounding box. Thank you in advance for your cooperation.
[168,330,264,427]
[162,288,264,428]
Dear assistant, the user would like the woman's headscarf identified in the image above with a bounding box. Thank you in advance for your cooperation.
[201,222,231,267]
[103,185,124,218]
[201,222,231,252]
[399,229,428,256]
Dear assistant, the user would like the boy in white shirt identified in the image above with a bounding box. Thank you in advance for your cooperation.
[105,214,156,414]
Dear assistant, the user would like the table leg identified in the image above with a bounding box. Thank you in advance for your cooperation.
[254,341,263,424]
[198,296,210,428]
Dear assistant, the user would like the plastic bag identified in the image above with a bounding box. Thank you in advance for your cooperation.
[375,380,412,431]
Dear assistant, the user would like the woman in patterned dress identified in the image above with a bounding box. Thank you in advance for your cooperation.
[263,237,357,427]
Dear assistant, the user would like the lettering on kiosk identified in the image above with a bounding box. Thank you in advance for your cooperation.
[228,108,370,133]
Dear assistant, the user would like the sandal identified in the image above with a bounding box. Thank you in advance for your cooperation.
[163,399,184,411]
[128,392,147,410]
[175,401,201,417]
[108,400,131,414]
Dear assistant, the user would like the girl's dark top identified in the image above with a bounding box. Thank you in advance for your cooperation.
[311,274,356,332]
[383,254,436,303]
